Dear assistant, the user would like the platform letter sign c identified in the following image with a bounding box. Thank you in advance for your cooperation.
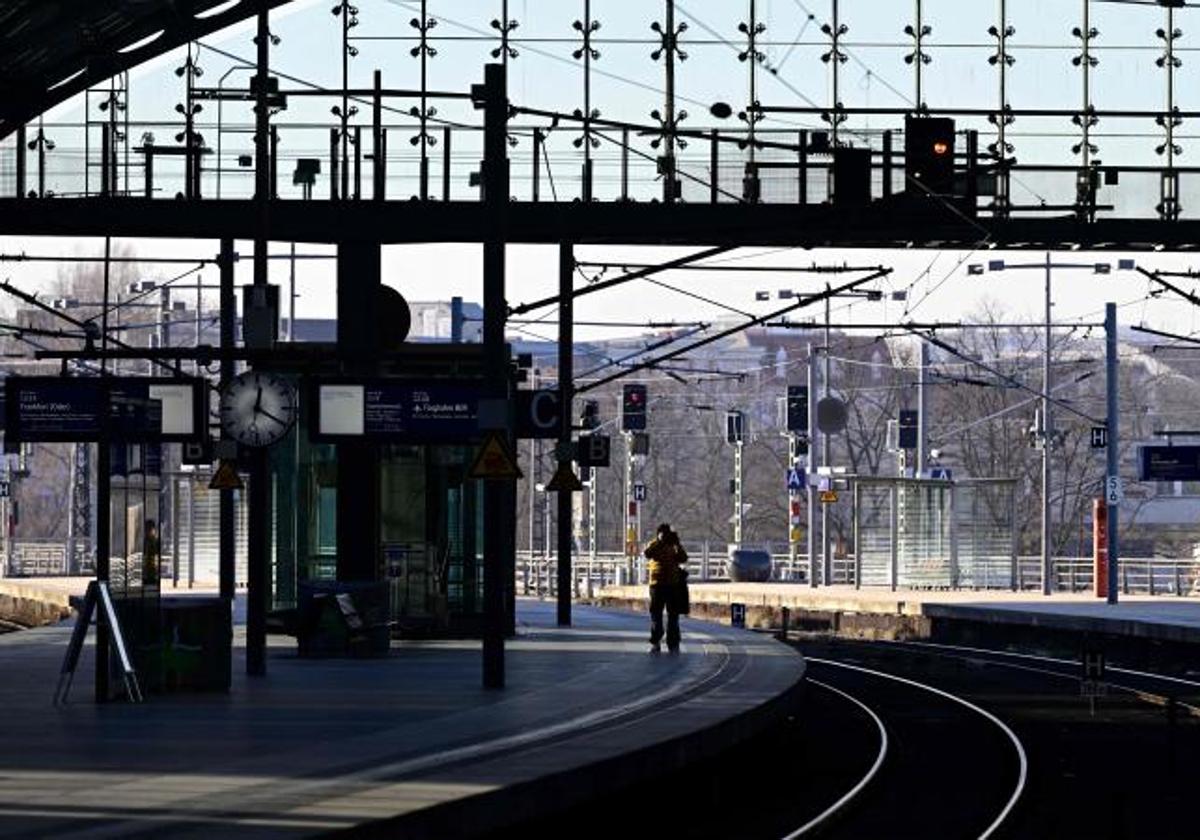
[516,389,562,439]
[531,390,559,433]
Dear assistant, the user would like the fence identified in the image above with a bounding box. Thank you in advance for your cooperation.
[5,540,95,577]
[522,547,1200,599]
[518,540,858,596]
[1043,556,1200,597]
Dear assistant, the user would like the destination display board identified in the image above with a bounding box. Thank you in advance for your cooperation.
[4,377,206,443]
[313,379,482,443]
[7,378,103,440]
[1138,445,1200,482]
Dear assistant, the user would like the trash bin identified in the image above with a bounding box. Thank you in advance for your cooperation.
[160,596,232,692]
[728,549,772,583]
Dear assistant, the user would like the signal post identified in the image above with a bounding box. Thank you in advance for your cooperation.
[621,384,647,582]
[784,385,809,579]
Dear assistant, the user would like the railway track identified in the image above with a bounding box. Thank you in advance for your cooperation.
[477,632,1200,839]
[785,652,1026,839]
[783,637,1200,839]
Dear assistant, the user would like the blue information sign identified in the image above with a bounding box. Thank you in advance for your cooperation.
[4,377,204,443]
[1138,445,1200,482]
[8,379,104,441]
[786,468,805,491]
[315,379,483,443]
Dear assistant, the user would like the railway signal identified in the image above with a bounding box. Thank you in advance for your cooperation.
[905,116,956,195]
[621,384,647,431]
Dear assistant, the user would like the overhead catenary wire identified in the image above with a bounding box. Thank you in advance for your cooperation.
[909,327,1103,425]
[577,268,892,394]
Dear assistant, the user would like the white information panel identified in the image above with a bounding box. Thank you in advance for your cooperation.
[319,385,365,436]
[147,384,197,436]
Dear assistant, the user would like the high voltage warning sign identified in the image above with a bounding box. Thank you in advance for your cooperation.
[208,459,244,491]
[469,432,523,480]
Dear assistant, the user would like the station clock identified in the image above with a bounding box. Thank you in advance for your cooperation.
[219,371,298,448]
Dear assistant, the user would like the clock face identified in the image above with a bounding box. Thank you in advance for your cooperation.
[219,371,298,448]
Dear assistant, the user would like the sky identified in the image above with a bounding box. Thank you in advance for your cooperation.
[6,0,1200,345]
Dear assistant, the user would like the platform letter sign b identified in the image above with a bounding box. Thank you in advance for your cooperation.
[576,434,611,468]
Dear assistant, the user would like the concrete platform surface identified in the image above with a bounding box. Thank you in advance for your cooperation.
[599,583,1200,644]
[0,599,803,839]
[0,577,222,606]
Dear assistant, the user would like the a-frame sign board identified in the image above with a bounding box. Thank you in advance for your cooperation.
[54,580,143,705]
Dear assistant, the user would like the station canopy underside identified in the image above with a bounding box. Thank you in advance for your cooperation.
[0,0,288,139]
[0,196,1196,252]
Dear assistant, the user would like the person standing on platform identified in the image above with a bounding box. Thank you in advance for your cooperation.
[645,523,687,653]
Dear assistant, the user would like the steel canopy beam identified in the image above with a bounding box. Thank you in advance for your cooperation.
[1,198,1199,251]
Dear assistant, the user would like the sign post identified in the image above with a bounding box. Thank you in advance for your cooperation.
[1105,303,1120,605]
[1093,498,1108,598]
[1080,647,1107,715]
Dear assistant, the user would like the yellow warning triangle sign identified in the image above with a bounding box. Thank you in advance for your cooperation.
[468,432,523,480]
[208,458,245,491]
[545,460,583,493]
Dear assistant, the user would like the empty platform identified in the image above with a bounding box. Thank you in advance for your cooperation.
[598,583,1200,647]
[0,599,803,839]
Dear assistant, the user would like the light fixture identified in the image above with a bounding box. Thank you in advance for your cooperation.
[119,30,164,54]
[196,0,241,20]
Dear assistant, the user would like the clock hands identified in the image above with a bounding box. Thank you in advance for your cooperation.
[257,407,289,427]
[250,383,290,427]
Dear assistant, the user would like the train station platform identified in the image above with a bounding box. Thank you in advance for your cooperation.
[0,598,804,839]
[597,583,1200,647]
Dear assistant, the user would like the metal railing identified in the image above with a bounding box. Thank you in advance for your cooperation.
[1045,556,1200,597]
[5,540,94,578]
[521,547,1199,599]
[517,542,855,596]
[10,113,1200,222]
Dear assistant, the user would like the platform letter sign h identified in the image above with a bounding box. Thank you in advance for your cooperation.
[1081,648,1107,705]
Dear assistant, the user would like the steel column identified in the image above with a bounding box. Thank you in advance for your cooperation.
[557,242,574,626]
[822,286,832,585]
[1106,302,1120,604]
[94,442,111,703]
[218,239,236,602]
[482,63,511,689]
[807,343,817,587]
[1042,251,1053,595]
